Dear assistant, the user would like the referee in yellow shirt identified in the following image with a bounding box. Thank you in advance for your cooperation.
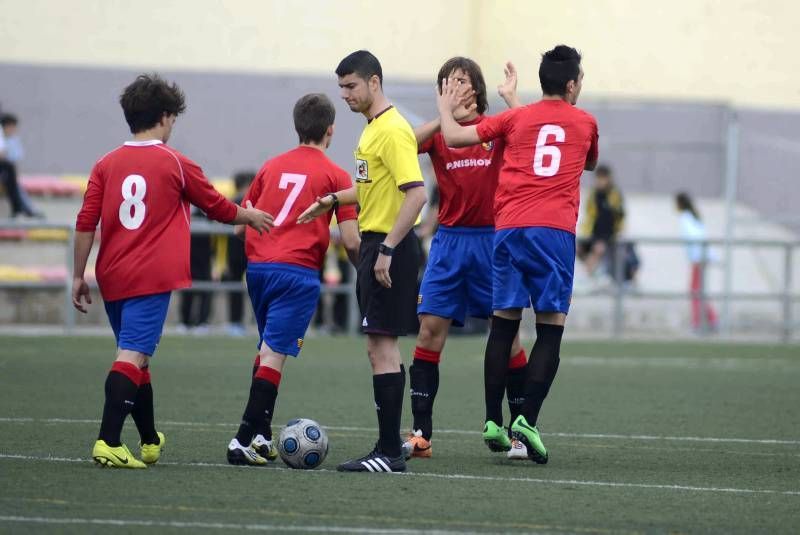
[299,50,426,472]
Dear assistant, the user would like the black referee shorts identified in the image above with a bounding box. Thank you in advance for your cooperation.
[357,231,420,336]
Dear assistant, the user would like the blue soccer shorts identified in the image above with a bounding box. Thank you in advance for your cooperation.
[417,225,494,327]
[492,227,576,314]
[104,292,171,356]
[246,263,321,357]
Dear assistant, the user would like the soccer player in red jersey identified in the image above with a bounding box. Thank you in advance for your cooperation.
[438,45,599,463]
[73,74,274,468]
[402,57,532,460]
[226,93,360,465]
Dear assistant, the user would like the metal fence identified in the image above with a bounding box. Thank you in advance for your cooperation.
[1,220,797,341]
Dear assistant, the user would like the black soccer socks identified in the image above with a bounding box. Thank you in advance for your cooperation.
[506,349,528,426]
[236,366,280,446]
[522,323,564,426]
[98,361,142,447]
[410,352,440,440]
[130,366,158,445]
[484,316,521,425]
[373,365,406,457]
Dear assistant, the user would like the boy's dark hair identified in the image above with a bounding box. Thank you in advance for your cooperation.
[595,164,612,177]
[293,93,336,144]
[0,114,18,127]
[437,57,488,115]
[539,45,582,96]
[119,74,186,134]
[336,50,383,85]
[233,170,256,192]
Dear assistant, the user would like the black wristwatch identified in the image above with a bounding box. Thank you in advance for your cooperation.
[326,193,339,209]
[378,243,395,256]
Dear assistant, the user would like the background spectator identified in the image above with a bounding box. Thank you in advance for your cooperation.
[578,164,626,280]
[179,208,214,333]
[676,191,718,332]
[0,113,41,218]
[221,170,255,336]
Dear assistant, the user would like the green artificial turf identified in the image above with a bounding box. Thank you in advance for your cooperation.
[1,335,798,533]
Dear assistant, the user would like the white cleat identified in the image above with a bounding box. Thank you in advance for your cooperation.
[507,438,529,460]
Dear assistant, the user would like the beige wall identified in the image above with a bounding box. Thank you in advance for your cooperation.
[3,0,798,108]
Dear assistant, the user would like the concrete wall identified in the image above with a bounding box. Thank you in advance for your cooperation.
[3,0,800,109]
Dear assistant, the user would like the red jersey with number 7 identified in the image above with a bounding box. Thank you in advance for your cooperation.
[242,146,358,270]
[75,140,239,301]
[475,99,598,233]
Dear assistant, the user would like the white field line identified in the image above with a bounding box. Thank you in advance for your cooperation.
[1,416,798,446]
[0,515,480,534]
[0,453,798,497]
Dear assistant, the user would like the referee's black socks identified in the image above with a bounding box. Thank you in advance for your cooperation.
[373,365,405,458]
[522,323,564,426]
[484,316,520,426]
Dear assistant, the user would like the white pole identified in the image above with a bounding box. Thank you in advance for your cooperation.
[721,110,739,335]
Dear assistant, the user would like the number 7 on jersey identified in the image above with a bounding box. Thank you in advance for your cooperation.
[274,173,308,226]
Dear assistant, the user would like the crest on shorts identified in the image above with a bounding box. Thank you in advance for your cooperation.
[355,159,370,182]
[297,338,304,349]
[417,294,423,304]
[481,141,494,151]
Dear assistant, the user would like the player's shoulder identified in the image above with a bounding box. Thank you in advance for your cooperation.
[572,105,598,125]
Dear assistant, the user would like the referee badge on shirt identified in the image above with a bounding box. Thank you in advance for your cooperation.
[355,159,370,182]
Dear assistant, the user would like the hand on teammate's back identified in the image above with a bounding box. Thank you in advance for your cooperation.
[297,195,334,224]
[243,200,275,234]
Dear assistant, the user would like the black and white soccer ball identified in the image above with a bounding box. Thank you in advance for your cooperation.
[277,418,329,469]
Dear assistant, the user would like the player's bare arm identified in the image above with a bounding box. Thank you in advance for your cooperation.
[338,218,361,266]
[297,186,357,223]
[498,61,523,108]
[414,118,441,145]
[374,185,426,288]
[232,200,275,234]
[437,78,481,148]
[72,230,95,313]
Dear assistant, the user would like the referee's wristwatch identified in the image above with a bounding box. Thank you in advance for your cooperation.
[378,243,395,256]
[325,193,339,209]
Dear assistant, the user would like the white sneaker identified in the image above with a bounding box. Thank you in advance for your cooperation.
[507,438,529,460]
[226,438,267,466]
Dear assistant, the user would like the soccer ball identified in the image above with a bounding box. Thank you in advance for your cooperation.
[277,418,329,469]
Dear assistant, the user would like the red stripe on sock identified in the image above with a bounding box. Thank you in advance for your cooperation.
[253,354,261,368]
[139,366,151,385]
[508,349,527,370]
[254,365,281,387]
[110,361,142,386]
[413,346,441,364]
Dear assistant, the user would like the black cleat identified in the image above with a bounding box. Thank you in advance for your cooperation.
[337,445,406,473]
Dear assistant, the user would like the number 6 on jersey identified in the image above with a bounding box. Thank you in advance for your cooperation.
[274,173,308,226]
[533,124,565,177]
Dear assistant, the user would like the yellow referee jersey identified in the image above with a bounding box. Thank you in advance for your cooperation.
[354,106,424,233]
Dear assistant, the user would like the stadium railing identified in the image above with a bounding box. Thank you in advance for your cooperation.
[0,220,797,341]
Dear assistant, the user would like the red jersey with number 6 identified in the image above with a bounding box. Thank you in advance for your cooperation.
[75,140,239,301]
[475,99,598,233]
[242,146,357,270]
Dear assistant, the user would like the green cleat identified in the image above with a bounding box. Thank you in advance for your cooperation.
[510,415,548,464]
[140,432,165,465]
[482,421,512,452]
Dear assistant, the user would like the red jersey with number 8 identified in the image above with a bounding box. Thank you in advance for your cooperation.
[75,140,239,301]
[242,146,358,270]
[475,99,598,233]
